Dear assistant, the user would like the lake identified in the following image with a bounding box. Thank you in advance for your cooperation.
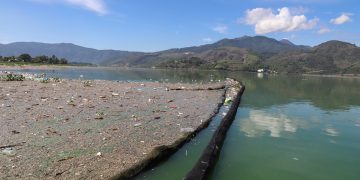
[5,67,360,180]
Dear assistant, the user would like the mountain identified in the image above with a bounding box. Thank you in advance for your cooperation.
[155,47,262,71]
[279,39,295,46]
[160,36,309,55]
[0,42,137,64]
[266,41,360,74]
[103,36,309,70]
[2,37,359,74]
[212,36,309,54]
[0,36,308,67]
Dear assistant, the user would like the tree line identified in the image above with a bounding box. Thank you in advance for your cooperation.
[0,54,68,64]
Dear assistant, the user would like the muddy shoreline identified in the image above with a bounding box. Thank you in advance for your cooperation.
[0,77,238,179]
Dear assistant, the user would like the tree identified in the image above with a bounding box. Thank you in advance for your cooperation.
[59,58,68,64]
[2,54,68,64]
[32,55,48,63]
[18,54,32,62]
[5,56,16,62]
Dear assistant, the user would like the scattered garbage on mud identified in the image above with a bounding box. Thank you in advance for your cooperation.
[0,72,234,179]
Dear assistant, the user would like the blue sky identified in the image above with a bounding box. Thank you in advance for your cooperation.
[0,0,359,52]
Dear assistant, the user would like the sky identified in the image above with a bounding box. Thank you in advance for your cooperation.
[0,0,359,52]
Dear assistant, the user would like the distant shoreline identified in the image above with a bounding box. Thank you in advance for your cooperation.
[302,73,360,79]
[0,65,229,72]
[0,64,97,70]
[1,64,359,79]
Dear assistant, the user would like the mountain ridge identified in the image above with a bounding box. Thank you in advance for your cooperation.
[1,36,359,74]
[267,40,360,74]
[0,42,137,64]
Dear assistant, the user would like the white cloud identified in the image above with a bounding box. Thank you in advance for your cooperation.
[31,0,107,15]
[212,25,228,34]
[202,38,213,42]
[317,27,331,34]
[330,13,352,25]
[259,0,340,3]
[65,0,107,15]
[244,7,318,34]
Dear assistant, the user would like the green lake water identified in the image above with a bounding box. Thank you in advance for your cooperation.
[4,68,360,180]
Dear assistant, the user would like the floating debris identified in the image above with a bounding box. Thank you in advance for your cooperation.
[95,112,105,120]
[134,123,142,127]
[224,98,232,106]
[67,99,76,106]
[1,147,15,156]
[181,127,194,133]
[0,76,233,179]
[11,130,20,134]
[83,80,92,87]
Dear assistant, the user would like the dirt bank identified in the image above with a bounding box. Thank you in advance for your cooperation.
[0,78,228,179]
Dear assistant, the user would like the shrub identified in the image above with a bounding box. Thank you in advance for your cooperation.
[0,74,25,81]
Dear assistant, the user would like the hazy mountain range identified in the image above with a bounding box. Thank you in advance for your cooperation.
[0,42,133,64]
[1,36,359,74]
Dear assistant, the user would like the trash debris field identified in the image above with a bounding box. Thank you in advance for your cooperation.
[0,79,226,179]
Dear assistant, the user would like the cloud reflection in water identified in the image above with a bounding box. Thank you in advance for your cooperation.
[324,127,339,137]
[240,110,301,138]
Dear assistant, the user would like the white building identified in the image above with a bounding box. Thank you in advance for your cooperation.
[257,69,265,73]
